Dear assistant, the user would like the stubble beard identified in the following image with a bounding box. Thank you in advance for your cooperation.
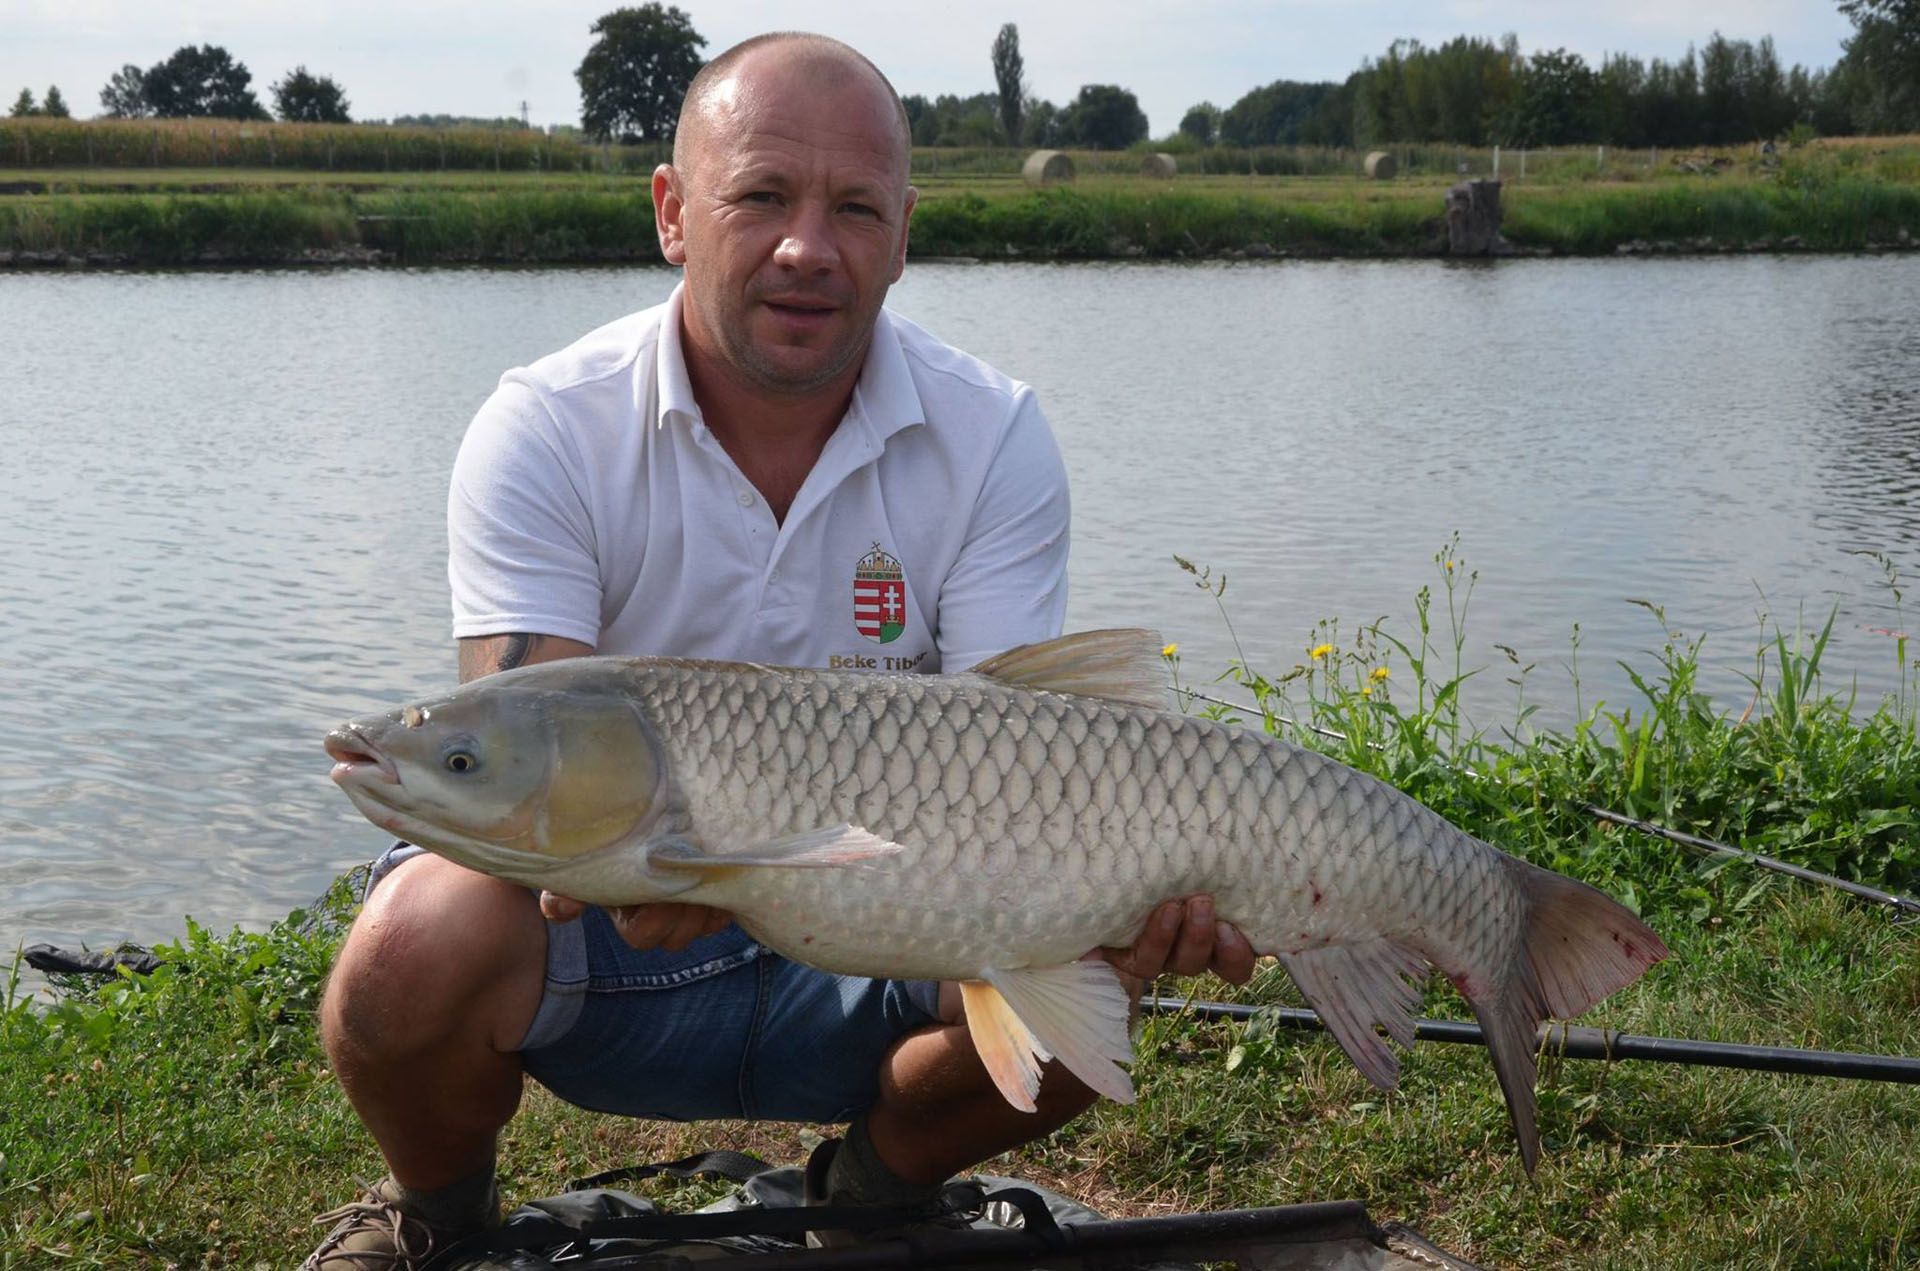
[719,292,882,398]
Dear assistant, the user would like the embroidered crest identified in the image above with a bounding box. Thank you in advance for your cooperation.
[853,544,907,645]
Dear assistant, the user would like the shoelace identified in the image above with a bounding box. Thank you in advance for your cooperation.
[303,1183,438,1270]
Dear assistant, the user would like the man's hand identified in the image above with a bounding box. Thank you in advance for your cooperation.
[539,892,734,951]
[1096,895,1257,990]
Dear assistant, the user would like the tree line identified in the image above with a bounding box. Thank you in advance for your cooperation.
[570,4,1917,151]
[26,1,1917,149]
[1183,21,1915,151]
[10,45,357,124]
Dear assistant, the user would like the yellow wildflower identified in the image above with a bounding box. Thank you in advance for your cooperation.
[1161,642,1179,659]
[1362,684,1373,698]
[1445,560,1455,572]
[1370,666,1390,682]
[1309,643,1333,660]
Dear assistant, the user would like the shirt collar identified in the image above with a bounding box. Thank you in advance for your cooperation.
[654,282,924,445]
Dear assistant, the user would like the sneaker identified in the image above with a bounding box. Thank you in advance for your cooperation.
[302,1177,495,1270]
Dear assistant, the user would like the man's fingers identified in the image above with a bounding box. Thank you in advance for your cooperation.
[1166,896,1218,977]
[1121,902,1182,979]
[540,892,586,923]
[659,905,722,951]
[540,898,733,950]
[610,902,734,951]
[1212,920,1258,986]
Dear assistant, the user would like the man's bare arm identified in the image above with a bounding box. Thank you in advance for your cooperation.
[457,632,596,684]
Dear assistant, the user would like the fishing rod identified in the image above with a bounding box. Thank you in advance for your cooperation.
[1143,996,1920,1084]
[1175,687,1920,923]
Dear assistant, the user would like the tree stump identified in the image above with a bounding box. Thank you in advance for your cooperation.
[1444,179,1505,255]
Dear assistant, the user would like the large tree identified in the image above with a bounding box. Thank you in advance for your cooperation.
[1060,83,1148,150]
[142,44,267,118]
[991,23,1026,146]
[1221,79,1343,146]
[1838,0,1920,130]
[575,3,707,143]
[99,64,151,117]
[42,85,70,118]
[9,88,35,117]
[272,66,351,123]
[1502,48,1598,144]
[1178,102,1219,146]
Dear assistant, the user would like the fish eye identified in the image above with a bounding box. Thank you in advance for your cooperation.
[441,739,482,775]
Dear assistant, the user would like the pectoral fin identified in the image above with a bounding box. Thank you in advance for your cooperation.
[645,825,905,872]
[960,962,1137,1113]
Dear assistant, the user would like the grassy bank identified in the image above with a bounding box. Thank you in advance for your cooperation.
[1,139,1915,267]
[3,177,1915,268]
[5,548,1917,1266]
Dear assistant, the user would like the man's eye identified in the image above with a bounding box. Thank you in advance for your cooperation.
[841,203,879,217]
[742,191,780,204]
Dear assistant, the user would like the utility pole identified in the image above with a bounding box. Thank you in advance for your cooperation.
[520,100,530,128]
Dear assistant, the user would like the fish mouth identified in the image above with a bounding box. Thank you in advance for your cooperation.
[325,726,400,786]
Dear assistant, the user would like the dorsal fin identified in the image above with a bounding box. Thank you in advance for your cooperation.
[967,629,1169,709]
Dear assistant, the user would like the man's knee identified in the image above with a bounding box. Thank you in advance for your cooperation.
[323,855,547,1058]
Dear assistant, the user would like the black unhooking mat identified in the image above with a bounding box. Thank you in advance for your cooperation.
[423,1149,1183,1269]
[421,1149,1480,1270]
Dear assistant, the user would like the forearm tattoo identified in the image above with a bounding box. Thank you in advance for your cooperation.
[458,633,544,683]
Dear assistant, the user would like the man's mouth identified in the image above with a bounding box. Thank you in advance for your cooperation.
[324,727,400,785]
[763,297,839,319]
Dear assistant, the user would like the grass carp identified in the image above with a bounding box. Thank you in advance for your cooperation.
[324,629,1667,1170]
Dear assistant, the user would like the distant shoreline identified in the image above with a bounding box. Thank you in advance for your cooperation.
[2,178,1916,270]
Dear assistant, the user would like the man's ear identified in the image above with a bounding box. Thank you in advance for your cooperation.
[653,163,688,266]
[891,186,918,282]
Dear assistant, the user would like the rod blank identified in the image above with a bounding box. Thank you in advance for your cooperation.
[1145,997,1920,1084]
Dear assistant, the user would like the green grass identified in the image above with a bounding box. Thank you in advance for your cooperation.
[2,137,1915,265]
[4,546,1918,1266]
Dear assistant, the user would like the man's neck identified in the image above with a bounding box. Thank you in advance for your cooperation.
[681,327,867,525]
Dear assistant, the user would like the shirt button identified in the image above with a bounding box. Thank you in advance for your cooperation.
[738,491,754,507]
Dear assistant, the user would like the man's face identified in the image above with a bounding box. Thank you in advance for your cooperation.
[656,57,916,399]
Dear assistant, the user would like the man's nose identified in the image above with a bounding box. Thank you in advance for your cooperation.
[772,199,841,275]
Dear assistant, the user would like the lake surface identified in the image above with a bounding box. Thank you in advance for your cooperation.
[3,256,1917,964]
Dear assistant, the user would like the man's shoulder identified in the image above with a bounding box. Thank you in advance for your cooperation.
[510,301,669,402]
[884,309,1026,410]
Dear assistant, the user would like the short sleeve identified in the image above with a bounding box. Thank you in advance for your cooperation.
[935,387,1071,672]
[446,378,605,647]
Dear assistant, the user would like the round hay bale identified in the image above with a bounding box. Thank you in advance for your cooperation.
[1140,152,1177,179]
[1022,150,1076,186]
[1364,150,1398,180]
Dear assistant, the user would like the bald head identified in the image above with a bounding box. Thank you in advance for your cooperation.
[671,33,912,185]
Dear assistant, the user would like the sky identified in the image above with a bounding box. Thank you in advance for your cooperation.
[3,1,1860,135]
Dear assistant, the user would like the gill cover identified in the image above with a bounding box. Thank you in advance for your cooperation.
[511,688,665,858]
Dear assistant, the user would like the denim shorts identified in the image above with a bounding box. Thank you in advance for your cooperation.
[370,845,941,1123]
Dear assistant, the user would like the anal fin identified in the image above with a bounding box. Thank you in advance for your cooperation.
[1277,938,1428,1089]
[960,962,1136,1113]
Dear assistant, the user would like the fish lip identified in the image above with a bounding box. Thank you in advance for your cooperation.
[324,725,400,786]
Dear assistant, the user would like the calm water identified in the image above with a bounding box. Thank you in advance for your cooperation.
[3,256,1917,961]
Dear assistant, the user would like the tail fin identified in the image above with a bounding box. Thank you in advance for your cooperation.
[1472,858,1670,1172]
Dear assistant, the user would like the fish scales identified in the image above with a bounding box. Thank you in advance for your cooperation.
[326,628,1668,1169]
[630,661,1497,985]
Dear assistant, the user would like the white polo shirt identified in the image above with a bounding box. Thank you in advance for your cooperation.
[448,284,1070,673]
